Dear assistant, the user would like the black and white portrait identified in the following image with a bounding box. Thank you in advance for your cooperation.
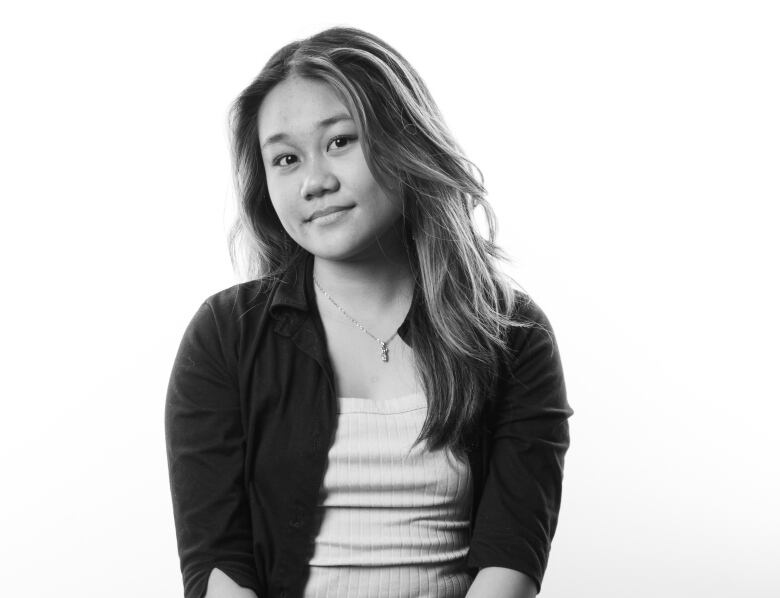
[2,2,777,597]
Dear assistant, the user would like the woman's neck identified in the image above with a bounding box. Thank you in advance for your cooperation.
[312,252,415,325]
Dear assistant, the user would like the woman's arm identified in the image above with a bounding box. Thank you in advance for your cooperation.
[465,567,537,598]
[466,296,572,593]
[166,300,263,598]
[205,568,260,598]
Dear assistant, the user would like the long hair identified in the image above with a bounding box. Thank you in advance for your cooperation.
[228,26,531,456]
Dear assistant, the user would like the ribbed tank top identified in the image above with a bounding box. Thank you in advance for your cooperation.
[302,391,474,598]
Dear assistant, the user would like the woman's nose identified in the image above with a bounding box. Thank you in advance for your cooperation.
[299,158,340,200]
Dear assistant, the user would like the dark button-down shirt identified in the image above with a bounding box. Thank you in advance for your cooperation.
[165,252,572,598]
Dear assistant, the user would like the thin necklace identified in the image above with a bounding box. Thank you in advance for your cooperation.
[313,275,398,363]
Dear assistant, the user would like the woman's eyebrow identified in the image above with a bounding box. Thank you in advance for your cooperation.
[261,113,353,149]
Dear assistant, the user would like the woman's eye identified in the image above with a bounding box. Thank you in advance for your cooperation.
[328,135,356,151]
[272,154,297,167]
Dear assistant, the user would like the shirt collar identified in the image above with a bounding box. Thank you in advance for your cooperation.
[269,251,312,316]
[268,251,417,341]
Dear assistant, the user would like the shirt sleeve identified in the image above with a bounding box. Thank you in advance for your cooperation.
[467,297,573,593]
[165,300,262,598]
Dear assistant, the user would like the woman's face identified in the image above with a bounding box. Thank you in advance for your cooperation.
[257,76,405,263]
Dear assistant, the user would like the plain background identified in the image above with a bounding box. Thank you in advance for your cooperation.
[2,1,778,596]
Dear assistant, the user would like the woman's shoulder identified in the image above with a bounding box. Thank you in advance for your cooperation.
[202,278,271,315]
[507,288,556,336]
[502,288,562,370]
[192,277,281,336]
[495,288,570,417]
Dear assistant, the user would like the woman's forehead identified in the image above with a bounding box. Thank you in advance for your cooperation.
[257,76,353,141]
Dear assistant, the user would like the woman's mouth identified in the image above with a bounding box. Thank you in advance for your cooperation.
[307,205,354,223]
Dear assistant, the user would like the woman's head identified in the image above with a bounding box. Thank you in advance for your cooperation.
[230,26,524,454]
[229,26,492,281]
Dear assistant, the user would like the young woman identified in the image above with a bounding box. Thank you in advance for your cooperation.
[166,26,572,598]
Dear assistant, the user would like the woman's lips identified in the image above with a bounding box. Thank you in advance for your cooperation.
[307,205,353,222]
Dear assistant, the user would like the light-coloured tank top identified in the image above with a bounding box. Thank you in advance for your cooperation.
[302,391,474,598]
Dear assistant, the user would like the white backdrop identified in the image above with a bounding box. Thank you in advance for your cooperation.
[2,1,778,596]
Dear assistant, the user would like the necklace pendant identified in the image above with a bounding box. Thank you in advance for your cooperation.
[380,342,389,362]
